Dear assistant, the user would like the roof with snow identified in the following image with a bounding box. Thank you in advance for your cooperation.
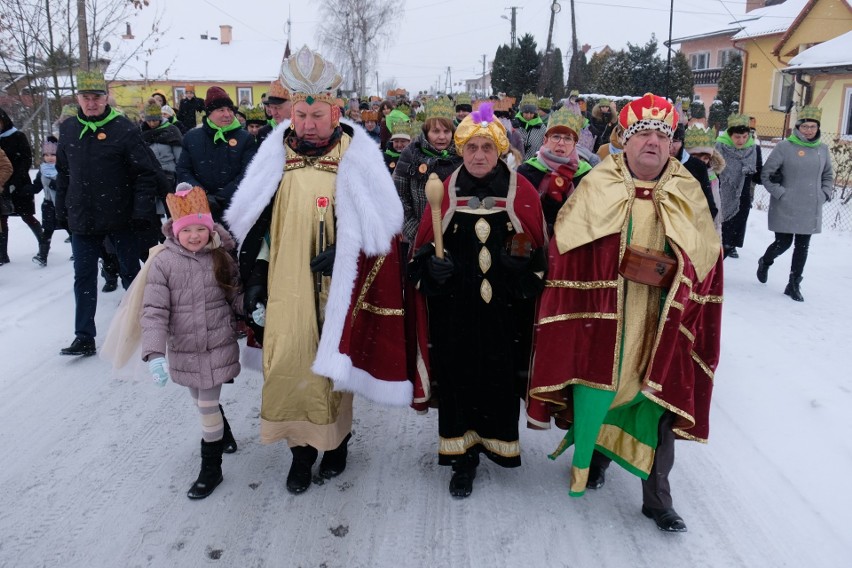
[783,29,852,72]
[731,0,809,41]
[105,36,289,83]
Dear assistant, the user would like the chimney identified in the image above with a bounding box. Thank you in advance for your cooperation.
[220,25,232,45]
[122,22,134,40]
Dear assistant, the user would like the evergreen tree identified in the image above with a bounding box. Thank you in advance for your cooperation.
[585,48,613,94]
[491,44,513,95]
[669,51,694,101]
[717,53,743,114]
[566,48,587,93]
[511,34,541,96]
[596,51,634,97]
[708,99,727,132]
[627,35,665,96]
[690,100,707,120]
[538,47,565,99]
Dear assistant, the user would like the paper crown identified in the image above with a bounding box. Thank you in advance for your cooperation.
[538,96,553,110]
[726,113,750,128]
[596,98,612,107]
[390,120,416,140]
[61,104,79,118]
[569,89,580,98]
[396,102,411,115]
[77,69,107,94]
[454,102,509,155]
[546,107,585,138]
[424,96,455,121]
[167,184,214,236]
[279,45,343,105]
[683,124,716,154]
[618,93,678,141]
[267,79,291,102]
[143,99,162,121]
[244,105,267,123]
[519,92,538,110]
[797,105,822,123]
[361,109,379,122]
[455,92,472,107]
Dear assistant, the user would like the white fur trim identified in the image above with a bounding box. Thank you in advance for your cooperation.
[225,118,408,406]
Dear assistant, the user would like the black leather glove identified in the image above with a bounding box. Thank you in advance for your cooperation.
[129,217,150,231]
[310,244,336,276]
[427,255,454,285]
[500,248,531,273]
[244,283,266,323]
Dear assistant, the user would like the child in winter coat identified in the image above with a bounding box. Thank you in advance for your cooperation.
[140,184,243,500]
[31,136,61,266]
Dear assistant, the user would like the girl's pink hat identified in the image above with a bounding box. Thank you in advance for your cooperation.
[167,183,214,236]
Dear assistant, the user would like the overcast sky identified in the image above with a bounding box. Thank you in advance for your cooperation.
[129,0,750,94]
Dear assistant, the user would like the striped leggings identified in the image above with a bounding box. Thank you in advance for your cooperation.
[188,385,224,443]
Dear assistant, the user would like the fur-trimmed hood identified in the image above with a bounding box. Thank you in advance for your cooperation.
[709,150,726,175]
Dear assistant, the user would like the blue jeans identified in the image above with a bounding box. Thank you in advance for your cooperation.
[71,232,141,340]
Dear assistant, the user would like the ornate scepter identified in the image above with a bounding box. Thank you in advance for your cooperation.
[315,196,330,334]
[424,173,444,259]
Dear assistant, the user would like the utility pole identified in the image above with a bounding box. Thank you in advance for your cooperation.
[376,71,380,98]
[665,0,674,101]
[481,54,487,96]
[77,0,89,71]
[540,1,561,95]
[568,0,581,91]
[446,66,452,96]
[505,6,521,48]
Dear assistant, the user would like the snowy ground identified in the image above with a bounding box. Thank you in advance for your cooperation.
[1,203,850,568]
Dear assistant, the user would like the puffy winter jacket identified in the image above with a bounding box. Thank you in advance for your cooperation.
[141,222,243,389]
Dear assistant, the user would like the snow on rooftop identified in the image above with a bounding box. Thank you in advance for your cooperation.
[731,0,809,41]
[786,29,852,69]
[106,36,288,83]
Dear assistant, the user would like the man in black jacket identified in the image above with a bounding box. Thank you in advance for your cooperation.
[176,86,205,131]
[55,70,160,356]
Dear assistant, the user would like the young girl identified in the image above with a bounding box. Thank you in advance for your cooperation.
[31,136,60,266]
[140,184,243,500]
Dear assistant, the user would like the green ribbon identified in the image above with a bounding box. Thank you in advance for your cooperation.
[421,146,449,159]
[514,113,543,129]
[76,108,121,139]
[206,117,242,144]
[268,118,277,128]
[385,149,400,159]
[787,131,821,148]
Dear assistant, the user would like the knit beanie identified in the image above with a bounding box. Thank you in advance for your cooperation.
[42,137,59,155]
[204,87,234,114]
[143,99,162,121]
[167,183,215,236]
[161,104,175,118]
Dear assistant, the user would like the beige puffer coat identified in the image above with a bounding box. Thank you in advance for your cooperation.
[141,221,243,389]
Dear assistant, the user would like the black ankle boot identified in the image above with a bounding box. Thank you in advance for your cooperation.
[33,240,50,267]
[219,404,237,454]
[319,433,352,479]
[187,439,224,499]
[449,453,480,498]
[756,257,771,283]
[784,275,804,302]
[287,445,318,494]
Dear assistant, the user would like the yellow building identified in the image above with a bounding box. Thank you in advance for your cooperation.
[734,0,852,138]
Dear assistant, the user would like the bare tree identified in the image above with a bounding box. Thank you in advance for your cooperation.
[315,0,405,96]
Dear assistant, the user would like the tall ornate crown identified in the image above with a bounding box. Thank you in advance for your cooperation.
[546,107,585,138]
[425,96,455,121]
[683,124,716,154]
[726,113,750,128]
[279,45,343,105]
[797,105,822,123]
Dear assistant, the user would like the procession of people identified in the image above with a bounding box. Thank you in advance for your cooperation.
[1,37,837,536]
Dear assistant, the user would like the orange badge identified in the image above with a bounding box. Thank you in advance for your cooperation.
[418,163,428,174]
[798,150,806,157]
[228,138,237,147]
[554,176,564,187]
[97,132,106,140]
[389,162,396,169]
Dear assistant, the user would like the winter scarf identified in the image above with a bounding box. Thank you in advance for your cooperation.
[205,117,242,144]
[0,126,18,138]
[787,129,821,148]
[39,162,57,180]
[536,146,578,173]
[76,107,121,139]
[141,121,182,146]
[716,132,757,222]
[285,126,343,157]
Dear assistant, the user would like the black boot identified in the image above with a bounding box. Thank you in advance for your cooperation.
[33,240,50,267]
[0,232,9,265]
[287,445,318,494]
[319,433,352,479]
[59,337,96,356]
[449,452,479,499]
[642,505,687,532]
[100,255,119,292]
[586,462,609,490]
[219,404,237,454]
[187,438,224,499]
[784,274,804,302]
[756,257,771,283]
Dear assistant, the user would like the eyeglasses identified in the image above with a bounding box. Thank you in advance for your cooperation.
[548,134,574,144]
[798,123,818,130]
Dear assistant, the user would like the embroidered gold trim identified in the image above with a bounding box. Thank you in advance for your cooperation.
[689,291,723,305]
[597,423,655,474]
[646,379,663,391]
[284,154,342,173]
[439,430,520,458]
[474,218,491,243]
[691,350,715,381]
[679,324,695,343]
[360,303,404,317]
[351,255,386,324]
[480,279,493,303]
[538,312,618,325]
[478,247,492,273]
[545,279,618,289]
[674,428,708,443]
[643,391,695,430]
[669,300,684,311]
[571,466,589,494]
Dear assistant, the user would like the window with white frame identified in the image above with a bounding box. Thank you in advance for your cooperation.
[237,87,253,107]
[718,49,739,68]
[770,71,795,112]
[689,52,710,70]
[173,87,186,105]
[842,87,852,139]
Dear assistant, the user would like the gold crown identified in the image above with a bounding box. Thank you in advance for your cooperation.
[546,107,584,137]
[361,109,379,122]
[519,92,538,109]
[726,113,749,128]
[267,79,290,101]
[143,99,162,119]
[391,120,416,139]
[455,92,472,106]
[683,124,716,152]
[396,102,411,115]
[424,96,455,121]
[537,96,553,110]
[279,45,343,105]
[798,105,822,123]
[166,186,211,221]
[77,69,107,93]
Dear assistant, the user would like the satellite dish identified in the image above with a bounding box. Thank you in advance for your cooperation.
[103,41,111,52]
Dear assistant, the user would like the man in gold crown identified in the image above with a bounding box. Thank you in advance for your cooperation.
[409,102,546,498]
[224,46,411,495]
[528,93,723,532]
